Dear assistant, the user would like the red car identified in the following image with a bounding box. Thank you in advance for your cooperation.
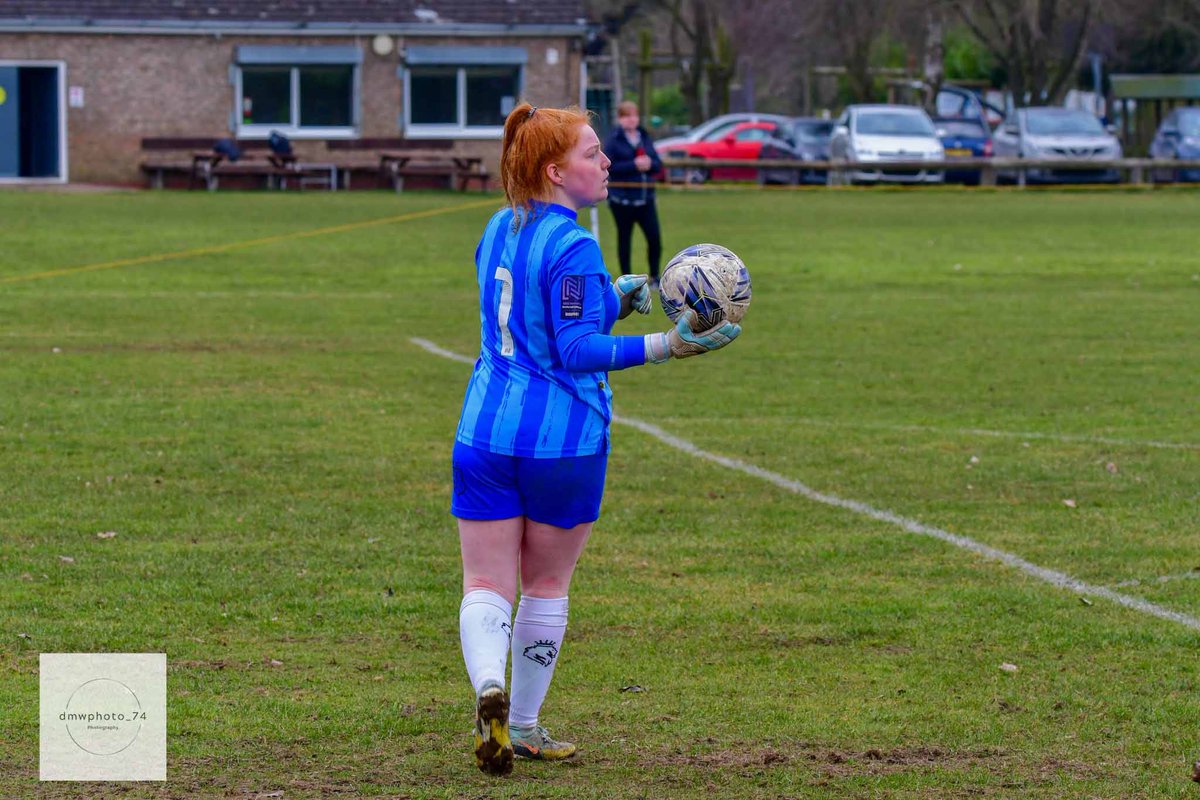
[664,121,785,182]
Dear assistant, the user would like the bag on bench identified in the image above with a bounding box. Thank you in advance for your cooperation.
[213,138,242,162]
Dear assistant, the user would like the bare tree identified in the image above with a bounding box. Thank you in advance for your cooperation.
[723,0,822,113]
[820,0,898,102]
[650,0,736,124]
[946,0,1098,105]
[1103,0,1200,73]
[923,7,946,112]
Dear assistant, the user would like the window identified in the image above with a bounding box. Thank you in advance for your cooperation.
[735,127,769,142]
[855,112,936,137]
[936,120,986,137]
[404,47,526,137]
[794,121,833,144]
[702,121,741,141]
[1024,110,1103,136]
[235,46,360,138]
[1179,111,1200,137]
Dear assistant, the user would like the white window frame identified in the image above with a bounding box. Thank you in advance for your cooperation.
[234,63,360,140]
[403,64,524,139]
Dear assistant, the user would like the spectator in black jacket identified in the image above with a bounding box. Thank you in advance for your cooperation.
[603,101,663,286]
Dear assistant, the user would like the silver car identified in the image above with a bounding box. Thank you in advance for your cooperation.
[829,105,945,183]
[992,108,1122,183]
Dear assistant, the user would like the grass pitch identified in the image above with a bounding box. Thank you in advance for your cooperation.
[1,187,1198,798]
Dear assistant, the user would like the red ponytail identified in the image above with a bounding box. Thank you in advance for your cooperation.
[501,102,592,227]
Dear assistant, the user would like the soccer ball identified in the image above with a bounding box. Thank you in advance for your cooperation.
[658,243,752,329]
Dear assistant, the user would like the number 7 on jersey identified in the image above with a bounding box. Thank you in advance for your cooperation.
[494,266,514,357]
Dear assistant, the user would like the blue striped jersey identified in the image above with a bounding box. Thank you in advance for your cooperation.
[456,202,646,458]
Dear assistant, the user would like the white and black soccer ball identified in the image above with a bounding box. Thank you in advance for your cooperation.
[658,243,752,329]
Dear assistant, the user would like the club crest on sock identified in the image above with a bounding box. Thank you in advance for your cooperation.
[522,640,559,667]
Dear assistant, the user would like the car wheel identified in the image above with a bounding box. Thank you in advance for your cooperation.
[684,165,709,184]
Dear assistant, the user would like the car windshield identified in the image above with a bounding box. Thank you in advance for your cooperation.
[855,111,935,136]
[1179,112,1200,136]
[937,120,987,137]
[935,91,979,118]
[793,121,833,143]
[1025,110,1104,136]
[702,121,742,141]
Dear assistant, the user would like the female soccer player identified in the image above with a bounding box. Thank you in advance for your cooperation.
[453,102,740,776]
[604,100,664,286]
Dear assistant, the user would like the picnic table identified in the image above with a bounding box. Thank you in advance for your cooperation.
[378,150,489,192]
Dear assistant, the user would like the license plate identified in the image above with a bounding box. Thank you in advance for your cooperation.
[945,148,972,157]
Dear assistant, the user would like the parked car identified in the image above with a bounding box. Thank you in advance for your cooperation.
[758,117,834,185]
[657,113,792,181]
[934,84,1004,128]
[992,107,1122,183]
[655,113,793,150]
[932,116,993,185]
[829,105,945,184]
[663,120,789,183]
[1148,107,1200,182]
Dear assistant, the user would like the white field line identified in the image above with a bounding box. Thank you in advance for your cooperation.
[1111,571,1200,589]
[411,337,1200,634]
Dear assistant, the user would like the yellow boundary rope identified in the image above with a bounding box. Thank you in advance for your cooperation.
[2,197,498,285]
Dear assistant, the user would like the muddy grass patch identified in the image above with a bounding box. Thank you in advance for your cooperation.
[638,740,1006,776]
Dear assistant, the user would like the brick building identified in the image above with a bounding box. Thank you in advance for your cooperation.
[0,1,589,185]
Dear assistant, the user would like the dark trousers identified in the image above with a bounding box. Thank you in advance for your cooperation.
[609,200,662,278]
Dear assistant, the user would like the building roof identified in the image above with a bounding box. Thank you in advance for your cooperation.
[0,1,588,32]
[1110,74,1200,100]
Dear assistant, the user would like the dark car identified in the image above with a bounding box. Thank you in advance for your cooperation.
[932,117,993,185]
[1149,107,1200,182]
[758,117,834,185]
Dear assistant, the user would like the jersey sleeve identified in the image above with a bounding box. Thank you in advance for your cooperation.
[547,235,647,373]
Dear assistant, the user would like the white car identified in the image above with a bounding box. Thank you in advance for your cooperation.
[829,105,945,183]
[992,107,1122,183]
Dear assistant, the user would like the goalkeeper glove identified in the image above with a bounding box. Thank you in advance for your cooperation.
[644,309,741,363]
[614,274,653,319]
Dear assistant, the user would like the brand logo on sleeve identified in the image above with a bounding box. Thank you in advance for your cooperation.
[561,276,584,319]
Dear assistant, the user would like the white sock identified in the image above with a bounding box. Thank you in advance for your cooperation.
[459,589,513,696]
[509,595,568,729]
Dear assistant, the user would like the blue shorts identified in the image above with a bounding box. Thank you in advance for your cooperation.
[451,441,608,529]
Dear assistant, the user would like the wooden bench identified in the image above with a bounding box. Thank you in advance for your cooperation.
[140,137,278,190]
[326,139,490,191]
[379,151,490,192]
[139,136,490,191]
[141,137,336,191]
